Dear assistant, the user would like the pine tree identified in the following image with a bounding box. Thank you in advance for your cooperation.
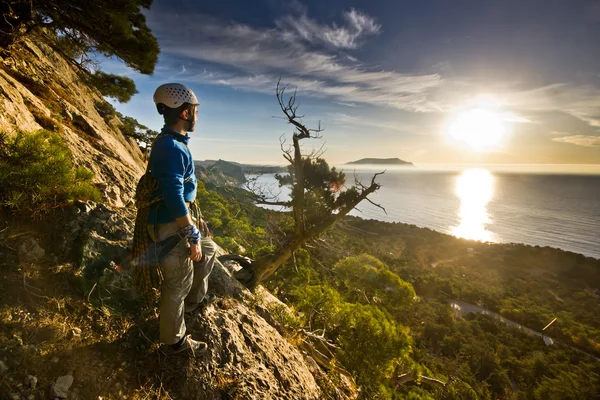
[90,71,138,103]
[237,80,385,287]
[0,0,159,75]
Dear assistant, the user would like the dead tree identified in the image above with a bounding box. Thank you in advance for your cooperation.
[236,80,385,288]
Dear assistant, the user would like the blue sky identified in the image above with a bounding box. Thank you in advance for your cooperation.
[105,0,600,165]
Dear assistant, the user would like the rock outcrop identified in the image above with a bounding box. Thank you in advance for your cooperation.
[195,159,247,185]
[0,35,350,400]
[43,201,327,399]
[0,38,145,207]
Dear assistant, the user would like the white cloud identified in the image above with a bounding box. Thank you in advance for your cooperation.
[552,135,600,147]
[277,8,380,49]
[145,9,600,130]
[147,10,441,112]
[504,83,600,127]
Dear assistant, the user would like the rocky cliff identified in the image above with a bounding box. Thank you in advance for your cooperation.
[0,38,352,399]
[0,39,145,207]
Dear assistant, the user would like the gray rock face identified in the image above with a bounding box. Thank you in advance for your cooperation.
[50,203,322,399]
[170,260,321,399]
[18,236,46,263]
[48,201,133,274]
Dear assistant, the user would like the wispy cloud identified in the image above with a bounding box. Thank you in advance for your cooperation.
[277,8,381,49]
[328,113,411,133]
[145,7,600,130]
[552,135,600,147]
[146,10,441,112]
[505,83,600,127]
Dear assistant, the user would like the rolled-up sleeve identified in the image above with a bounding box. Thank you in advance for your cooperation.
[152,144,189,219]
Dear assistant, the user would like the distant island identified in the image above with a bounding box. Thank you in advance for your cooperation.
[345,157,414,166]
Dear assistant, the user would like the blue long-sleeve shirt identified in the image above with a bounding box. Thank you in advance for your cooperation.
[147,126,197,224]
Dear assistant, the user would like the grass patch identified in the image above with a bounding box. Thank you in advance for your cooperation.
[5,70,53,101]
[24,101,61,133]
[0,130,102,215]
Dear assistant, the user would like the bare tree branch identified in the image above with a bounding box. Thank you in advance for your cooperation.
[276,78,323,141]
[364,196,387,214]
[255,200,291,207]
[236,80,386,287]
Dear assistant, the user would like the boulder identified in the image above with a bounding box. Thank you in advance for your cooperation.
[50,374,73,399]
[18,236,46,263]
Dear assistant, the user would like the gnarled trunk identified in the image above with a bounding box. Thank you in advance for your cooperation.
[0,1,35,50]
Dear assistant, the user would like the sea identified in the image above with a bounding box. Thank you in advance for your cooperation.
[246,164,600,259]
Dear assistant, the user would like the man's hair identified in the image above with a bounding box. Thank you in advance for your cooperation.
[157,102,195,126]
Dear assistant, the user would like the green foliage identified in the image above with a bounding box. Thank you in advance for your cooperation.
[257,212,600,398]
[1,0,159,75]
[335,303,412,390]
[90,71,138,103]
[195,182,270,258]
[75,166,95,182]
[95,101,117,121]
[113,112,157,149]
[289,282,412,398]
[0,130,101,214]
[117,114,147,137]
[276,157,349,229]
[200,181,600,399]
[333,254,416,312]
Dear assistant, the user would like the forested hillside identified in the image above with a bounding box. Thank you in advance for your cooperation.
[200,181,600,399]
[0,1,599,399]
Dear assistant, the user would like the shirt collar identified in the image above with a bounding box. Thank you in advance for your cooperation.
[161,125,190,145]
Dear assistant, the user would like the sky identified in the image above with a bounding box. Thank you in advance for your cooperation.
[104,0,600,165]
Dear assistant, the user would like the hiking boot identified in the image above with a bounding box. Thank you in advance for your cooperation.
[203,293,217,305]
[169,334,208,358]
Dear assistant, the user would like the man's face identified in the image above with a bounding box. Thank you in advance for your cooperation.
[184,106,198,132]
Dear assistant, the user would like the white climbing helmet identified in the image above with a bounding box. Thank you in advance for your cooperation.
[153,83,199,110]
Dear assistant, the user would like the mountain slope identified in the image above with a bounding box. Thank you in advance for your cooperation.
[0,39,144,206]
[0,37,345,399]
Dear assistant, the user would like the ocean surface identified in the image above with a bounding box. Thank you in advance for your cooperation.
[246,164,600,259]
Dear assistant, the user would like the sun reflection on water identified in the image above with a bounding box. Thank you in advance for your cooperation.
[452,168,496,242]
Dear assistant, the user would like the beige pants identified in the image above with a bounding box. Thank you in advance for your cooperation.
[148,222,217,345]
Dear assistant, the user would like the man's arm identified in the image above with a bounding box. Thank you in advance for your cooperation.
[153,143,202,261]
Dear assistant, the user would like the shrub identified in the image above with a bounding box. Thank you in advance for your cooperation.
[0,130,102,214]
[90,71,138,103]
[75,166,95,181]
[95,101,117,121]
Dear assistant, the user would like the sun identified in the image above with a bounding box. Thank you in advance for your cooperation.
[447,108,506,151]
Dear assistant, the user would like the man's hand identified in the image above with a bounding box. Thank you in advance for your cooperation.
[190,243,202,261]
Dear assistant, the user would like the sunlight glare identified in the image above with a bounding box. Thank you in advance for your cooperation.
[448,108,506,151]
[452,168,496,242]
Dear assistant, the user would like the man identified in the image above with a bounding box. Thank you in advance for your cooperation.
[148,83,217,357]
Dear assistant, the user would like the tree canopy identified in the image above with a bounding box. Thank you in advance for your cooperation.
[1,0,159,75]
[236,81,384,287]
[90,71,139,103]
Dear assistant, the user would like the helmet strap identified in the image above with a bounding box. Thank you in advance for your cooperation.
[176,109,194,131]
